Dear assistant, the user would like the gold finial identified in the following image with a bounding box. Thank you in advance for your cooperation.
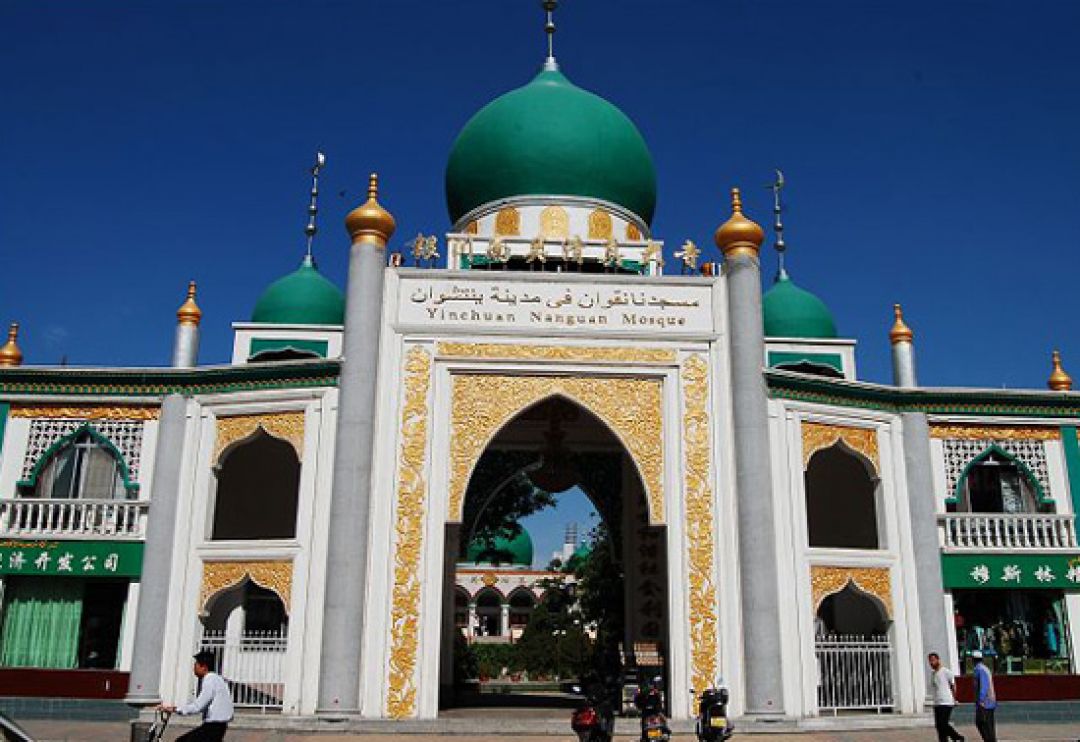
[176,281,202,326]
[889,303,914,345]
[345,172,397,247]
[714,187,765,259]
[0,323,23,367]
[1049,350,1073,391]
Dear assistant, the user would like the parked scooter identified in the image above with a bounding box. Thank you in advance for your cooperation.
[570,680,615,742]
[146,709,172,742]
[692,681,734,741]
[633,676,670,742]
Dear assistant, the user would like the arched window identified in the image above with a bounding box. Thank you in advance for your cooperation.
[956,449,1044,514]
[212,431,300,540]
[204,579,288,636]
[805,444,880,549]
[32,431,128,500]
[508,588,536,630]
[474,588,504,638]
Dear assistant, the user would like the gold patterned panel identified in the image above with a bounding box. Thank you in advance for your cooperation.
[449,375,664,524]
[587,209,613,241]
[810,566,892,618]
[494,207,520,236]
[200,560,293,614]
[681,355,718,702]
[386,346,433,719]
[539,205,569,239]
[214,411,305,463]
[626,223,642,241]
[802,421,879,471]
[436,342,676,365]
[465,220,478,235]
[929,425,1060,441]
[10,405,159,420]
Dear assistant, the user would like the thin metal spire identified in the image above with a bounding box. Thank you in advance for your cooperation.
[766,168,787,280]
[304,151,327,259]
[542,0,559,71]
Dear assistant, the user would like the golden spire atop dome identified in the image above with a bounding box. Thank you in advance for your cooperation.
[714,187,765,259]
[1048,350,1072,391]
[176,281,202,326]
[0,323,23,367]
[889,303,914,345]
[345,173,397,247]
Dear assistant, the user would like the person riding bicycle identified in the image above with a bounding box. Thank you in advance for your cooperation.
[159,651,234,741]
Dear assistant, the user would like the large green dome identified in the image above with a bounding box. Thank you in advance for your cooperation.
[445,68,657,225]
[465,528,534,567]
[763,272,838,339]
[251,256,345,325]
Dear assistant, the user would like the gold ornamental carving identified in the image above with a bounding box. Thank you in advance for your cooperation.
[436,342,676,365]
[494,207,520,236]
[810,566,892,618]
[200,560,293,615]
[10,405,159,420]
[539,205,569,239]
[681,355,719,701]
[626,223,642,241]
[214,411,305,463]
[802,421,879,471]
[386,346,433,719]
[449,374,664,524]
[587,209,613,241]
[465,220,478,235]
[929,424,1060,441]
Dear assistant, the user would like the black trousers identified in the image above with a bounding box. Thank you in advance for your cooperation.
[933,705,962,742]
[975,706,996,742]
[177,721,228,742]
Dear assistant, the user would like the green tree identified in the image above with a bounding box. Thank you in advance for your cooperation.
[572,524,625,679]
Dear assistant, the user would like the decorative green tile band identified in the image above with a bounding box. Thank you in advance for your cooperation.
[0,539,144,577]
[941,553,1080,590]
[249,338,329,359]
[767,351,843,372]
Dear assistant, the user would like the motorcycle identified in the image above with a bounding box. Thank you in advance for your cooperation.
[693,682,734,741]
[569,682,615,742]
[634,677,670,742]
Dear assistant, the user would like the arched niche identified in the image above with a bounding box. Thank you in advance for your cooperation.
[211,429,300,540]
[816,582,891,637]
[805,441,881,549]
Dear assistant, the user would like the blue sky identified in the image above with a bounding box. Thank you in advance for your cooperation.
[2,1,1079,388]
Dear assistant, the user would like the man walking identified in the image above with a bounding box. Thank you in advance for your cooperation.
[161,650,234,741]
[971,650,997,742]
[928,652,964,742]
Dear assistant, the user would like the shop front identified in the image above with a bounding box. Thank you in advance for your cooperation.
[0,539,143,698]
[942,553,1080,700]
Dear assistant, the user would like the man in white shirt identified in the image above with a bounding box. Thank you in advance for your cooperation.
[928,652,964,742]
[161,651,235,741]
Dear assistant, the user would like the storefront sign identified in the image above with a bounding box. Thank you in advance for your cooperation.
[397,277,715,335]
[0,540,144,578]
[941,553,1080,590]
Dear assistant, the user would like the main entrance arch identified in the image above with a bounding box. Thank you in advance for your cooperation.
[368,345,722,721]
[442,394,668,711]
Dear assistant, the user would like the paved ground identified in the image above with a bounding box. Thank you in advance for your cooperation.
[17,719,1080,742]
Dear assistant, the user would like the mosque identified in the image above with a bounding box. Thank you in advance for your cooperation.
[0,6,1079,729]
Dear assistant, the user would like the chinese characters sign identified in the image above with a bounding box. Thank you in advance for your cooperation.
[941,554,1080,590]
[0,540,144,578]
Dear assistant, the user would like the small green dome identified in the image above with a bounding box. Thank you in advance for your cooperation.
[445,68,657,225]
[251,256,345,325]
[566,542,592,570]
[465,528,534,567]
[763,272,838,339]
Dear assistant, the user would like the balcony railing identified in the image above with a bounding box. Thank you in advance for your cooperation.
[939,513,1078,551]
[0,498,149,540]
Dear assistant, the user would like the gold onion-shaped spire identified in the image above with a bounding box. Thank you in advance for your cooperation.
[714,187,765,258]
[0,323,23,367]
[1048,350,1073,391]
[345,173,397,247]
[176,281,202,326]
[889,303,914,345]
